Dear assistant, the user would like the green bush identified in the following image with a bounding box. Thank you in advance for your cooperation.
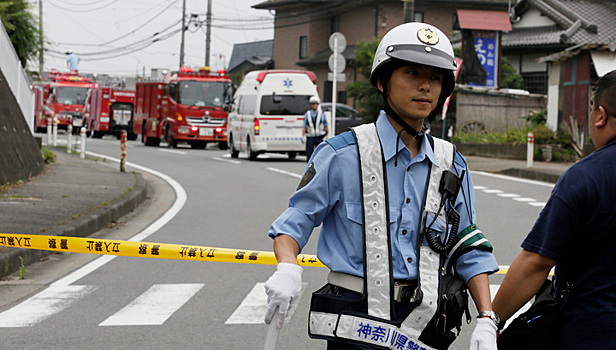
[41,148,56,163]
[452,125,571,148]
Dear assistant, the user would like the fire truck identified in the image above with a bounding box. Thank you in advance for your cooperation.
[33,70,95,134]
[134,67,233,149]
[83,87,137,140]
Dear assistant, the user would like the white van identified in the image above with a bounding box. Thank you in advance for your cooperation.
[228,70,318,160]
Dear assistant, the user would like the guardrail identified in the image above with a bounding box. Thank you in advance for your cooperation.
[0,19,34,133]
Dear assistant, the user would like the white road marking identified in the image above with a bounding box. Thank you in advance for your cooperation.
[225,282,307,325]
[159,149,187,155]
[512,197,537,202]
[496,193,520,198]
[474,186,487,190]
[0,285,97,327]
[267,167,302,179]
[482,189,503,194]
[528,202,547,207]
[212,156,241,165]
[471,171,554,188]
[99,284,204,326]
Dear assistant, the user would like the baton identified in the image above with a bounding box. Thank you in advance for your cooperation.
[263,306,281,350]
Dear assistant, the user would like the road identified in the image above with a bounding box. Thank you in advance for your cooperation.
[0,135,554,349]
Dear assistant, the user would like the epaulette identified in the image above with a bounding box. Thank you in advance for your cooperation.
[326,131,356,150]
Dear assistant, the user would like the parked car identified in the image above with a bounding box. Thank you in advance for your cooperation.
[320,102,364,135]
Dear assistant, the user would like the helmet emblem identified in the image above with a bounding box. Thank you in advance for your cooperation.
[417,28,439,45]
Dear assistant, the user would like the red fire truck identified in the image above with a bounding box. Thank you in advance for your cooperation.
[83,87,137,140]
[133,67,233,149]
[33,70,95,134]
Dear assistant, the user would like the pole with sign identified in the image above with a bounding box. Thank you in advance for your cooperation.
[328,32,346,138]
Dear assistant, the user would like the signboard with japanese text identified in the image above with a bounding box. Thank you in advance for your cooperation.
[468,30,499,89]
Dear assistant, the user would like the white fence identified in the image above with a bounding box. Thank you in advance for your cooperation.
[0,18,34,133]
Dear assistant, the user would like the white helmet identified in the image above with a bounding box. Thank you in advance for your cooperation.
[370,22,457,98]
[309,96,320,104]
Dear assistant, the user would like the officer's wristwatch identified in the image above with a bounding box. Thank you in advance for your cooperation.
[477,310,501,329]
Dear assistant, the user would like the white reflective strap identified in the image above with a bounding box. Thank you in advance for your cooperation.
[336,314,436,350]
[402,246,440,337]
[309,311,339,337]
[354,123,391,320]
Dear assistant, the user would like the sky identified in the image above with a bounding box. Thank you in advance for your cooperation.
[30,0,274,77]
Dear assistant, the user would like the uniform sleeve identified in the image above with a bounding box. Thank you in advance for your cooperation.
[450,159,500,283]
[268,142,342,251]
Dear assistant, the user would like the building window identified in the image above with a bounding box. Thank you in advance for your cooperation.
[331,15,340,34]
[299,36,307,59]
[414,11,424,22]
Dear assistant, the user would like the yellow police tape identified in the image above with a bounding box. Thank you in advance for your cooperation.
[0,233,516,274]
[0,233,325,268]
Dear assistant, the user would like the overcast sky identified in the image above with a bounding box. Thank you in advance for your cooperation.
[31,0,274,77]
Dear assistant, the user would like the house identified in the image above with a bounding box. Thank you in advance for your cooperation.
[252,0,510,105]
[507,0,616,146]
[226,39,274,82]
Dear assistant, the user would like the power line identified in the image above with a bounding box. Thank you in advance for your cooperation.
[47,0,122,13]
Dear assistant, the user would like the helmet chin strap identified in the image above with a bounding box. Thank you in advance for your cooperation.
[383,103,426,140]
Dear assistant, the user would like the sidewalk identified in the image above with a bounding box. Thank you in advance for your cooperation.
[0,148,573,279]
[0,148,146,279]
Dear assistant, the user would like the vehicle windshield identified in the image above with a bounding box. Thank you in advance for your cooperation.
[177,81,227,107]
[56,86,89,105]
[260,95,311,116]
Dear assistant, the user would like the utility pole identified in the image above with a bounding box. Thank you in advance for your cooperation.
[179,0,186,68]
[403,0,415,23]
[205,0,212,67]
[39,0,43,78]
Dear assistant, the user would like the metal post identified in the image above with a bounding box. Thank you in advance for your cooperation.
[46,116,51,145]
[52,116,58,146]
[67,124,72,153]
[120,130,127,172]
[80,126,86,159]
[527,131,534,168]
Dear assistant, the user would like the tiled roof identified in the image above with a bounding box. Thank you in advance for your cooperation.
[505,0,616,47]
[254,0,509,10]
[227,40,273,72]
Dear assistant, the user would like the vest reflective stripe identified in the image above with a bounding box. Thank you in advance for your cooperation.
[305,109,326,136]
[353,123,391,319]
[402,135,454,336]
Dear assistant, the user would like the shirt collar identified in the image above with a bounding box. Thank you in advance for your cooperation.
[375,111,439,167]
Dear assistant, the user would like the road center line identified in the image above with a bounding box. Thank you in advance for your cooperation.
[267,167,302,179]
[212,156,241,165]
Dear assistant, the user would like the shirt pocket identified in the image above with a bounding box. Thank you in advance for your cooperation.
[424,212,452,242]
[346,202,397,225]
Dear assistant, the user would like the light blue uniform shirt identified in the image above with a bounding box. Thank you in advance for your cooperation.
[269,111,498,283]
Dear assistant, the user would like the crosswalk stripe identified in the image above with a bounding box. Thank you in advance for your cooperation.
[99,284,204,326]
[225,282,307,325]
[0,285,97,327]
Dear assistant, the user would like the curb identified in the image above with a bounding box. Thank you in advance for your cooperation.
[1,172,147,279]
[499,168,561,184]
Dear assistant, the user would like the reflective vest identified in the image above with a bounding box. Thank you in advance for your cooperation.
[305,109,327,137]
[309,123,457,350]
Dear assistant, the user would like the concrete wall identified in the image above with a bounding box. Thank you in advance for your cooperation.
[0,70,45,185]
[456,89,547,133]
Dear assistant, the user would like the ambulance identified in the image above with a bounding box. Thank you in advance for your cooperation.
[227,70,318,160]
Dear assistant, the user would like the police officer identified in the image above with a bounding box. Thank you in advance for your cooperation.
[265,22,499,350]
[303,96,329,160]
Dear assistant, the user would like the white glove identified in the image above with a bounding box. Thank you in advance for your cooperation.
[469,318,498,350]
[264,263,303,328]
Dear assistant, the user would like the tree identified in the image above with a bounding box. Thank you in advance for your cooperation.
[346,36,383,122]
[0,0,40,67]
[500,57,525,90]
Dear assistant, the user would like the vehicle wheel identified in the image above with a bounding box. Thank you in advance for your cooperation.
[229,135,239,158]
[128,132,138,141]
[218,141,228,150]
[92,131,103,139]
[247,138,258,160]
[460,121,487,134]
[143,132,160,146]
[288,151,297,160]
